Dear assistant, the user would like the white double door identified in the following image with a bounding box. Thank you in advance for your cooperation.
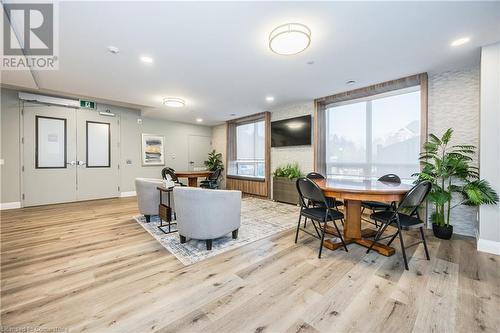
[23,103,119,207]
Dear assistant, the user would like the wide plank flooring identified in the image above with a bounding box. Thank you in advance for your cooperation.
[1,197,499,333]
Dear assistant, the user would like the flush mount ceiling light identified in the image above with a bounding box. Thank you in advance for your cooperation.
[266,96,275,102]
[140,55,153,63]
[451,37,471,47]
[107,46,119,54]
[196,118,203,123]
[162,97,185,108]
[269,23,311,56]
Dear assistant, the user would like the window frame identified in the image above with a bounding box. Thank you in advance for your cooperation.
[314,73,428,179]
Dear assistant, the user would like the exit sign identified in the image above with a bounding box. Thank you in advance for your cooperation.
[80,100,96,109]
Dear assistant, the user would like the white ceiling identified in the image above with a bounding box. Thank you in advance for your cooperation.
[2,1,500,125]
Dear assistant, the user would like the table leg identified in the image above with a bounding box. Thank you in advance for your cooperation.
[188,177,198,187]
[323,199,395,256]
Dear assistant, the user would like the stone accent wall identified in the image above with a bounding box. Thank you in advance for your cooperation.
[211,123,227,189]
[269,102,314,199]
[428,65,480,236]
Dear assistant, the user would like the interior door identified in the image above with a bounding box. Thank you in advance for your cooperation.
[23,103,78,206]
[76,109,119,200]
[188,135,212,170]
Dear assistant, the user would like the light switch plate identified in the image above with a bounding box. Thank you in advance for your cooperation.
[137,118,142,124]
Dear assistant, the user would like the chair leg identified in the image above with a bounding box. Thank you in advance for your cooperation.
[145,215,151,223]
[420,227,430,260]
[397,225,409,270]
[366,221,390,254]
[232,229,239,239]
[295,215,302,243]
[303,217,307,228]
[311,220,321,238]
[179,235,186,243]
[206,239,213,250]
[386,230,399,247]
[318,221,327,259]
[332,220,348,252]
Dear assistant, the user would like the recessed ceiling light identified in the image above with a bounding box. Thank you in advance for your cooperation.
[346,80,356,85]
[196,118,203,123]
[107,46,119,54]
[162,98,185,108]
[266,96,275,102]
[451,37,470,47]
[140,56,153,63]
[269,23,311,56]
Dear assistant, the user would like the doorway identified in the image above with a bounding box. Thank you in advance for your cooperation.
[22,102,120,206]
[187,135,211,171]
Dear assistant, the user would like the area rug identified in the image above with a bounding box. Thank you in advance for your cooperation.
[133,197,299,265]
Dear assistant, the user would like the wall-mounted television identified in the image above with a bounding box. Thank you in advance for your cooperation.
[271,115,312,147]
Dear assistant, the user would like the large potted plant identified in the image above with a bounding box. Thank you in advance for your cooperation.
[273,163,303,205]
[415,128,498,239]
[204,150,224,171]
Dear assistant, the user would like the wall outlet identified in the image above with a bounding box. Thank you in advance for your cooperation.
[171,153,176,159]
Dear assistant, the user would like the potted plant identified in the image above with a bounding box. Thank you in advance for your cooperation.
[204,150,224,171]
[273,163,303,205]
[414,128,498,239]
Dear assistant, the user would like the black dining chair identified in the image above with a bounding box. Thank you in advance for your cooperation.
[161,167,185,186]
[366,180,432,270]
[200,168,222,189]
[306,172,344,209]
[295,177,348,258]
[361,174,401,227]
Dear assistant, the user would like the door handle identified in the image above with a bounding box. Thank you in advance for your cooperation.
[77,161,86,166]
[67,161,77,166]
[189,161,194,164]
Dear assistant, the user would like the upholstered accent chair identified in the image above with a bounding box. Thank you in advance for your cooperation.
[135,178,173,222]
[173,187,241,250]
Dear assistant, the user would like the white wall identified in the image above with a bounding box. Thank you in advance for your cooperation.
[0,88,212,204]
[478,43,500,254]
[428,65,480,237]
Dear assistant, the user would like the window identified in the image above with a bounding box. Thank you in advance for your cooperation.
[325,87,420,180]
[35,116,67,168]
[86,121,111,168]
[229,120,265,178]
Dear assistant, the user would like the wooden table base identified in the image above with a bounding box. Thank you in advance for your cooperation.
[323,226,396,257]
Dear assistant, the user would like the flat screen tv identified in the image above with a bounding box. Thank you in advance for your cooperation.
[271,115,312,147]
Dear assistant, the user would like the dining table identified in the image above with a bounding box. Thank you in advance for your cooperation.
[175,170,212,187]
[313,177,412,256]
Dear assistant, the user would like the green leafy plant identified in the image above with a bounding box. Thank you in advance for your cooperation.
[204,150,224,171]
[414,128,498,227]
[273,163,302,180]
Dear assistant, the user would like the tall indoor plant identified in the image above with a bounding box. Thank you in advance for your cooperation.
[204,150,224,171]
[414,128,498,239]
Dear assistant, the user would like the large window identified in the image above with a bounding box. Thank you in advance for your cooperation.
[325,87,421,179]
[229,120,265,178]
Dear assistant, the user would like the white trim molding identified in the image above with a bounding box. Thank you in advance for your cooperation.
[120,191,136,198]
[0,202,21,210]
[477,238,500,256]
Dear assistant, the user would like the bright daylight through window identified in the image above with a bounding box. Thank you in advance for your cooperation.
[325,87,421,180]
[229,120,265,178]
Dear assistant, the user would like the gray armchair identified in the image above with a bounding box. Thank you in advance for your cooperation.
[173,187,241,250]
[135,178,175,222]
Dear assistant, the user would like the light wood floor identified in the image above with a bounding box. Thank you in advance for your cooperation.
[1,197,499,333]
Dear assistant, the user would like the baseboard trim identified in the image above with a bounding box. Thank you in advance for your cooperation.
[0,202,21,210]
[120,191,136,198]
[477,238,500,255]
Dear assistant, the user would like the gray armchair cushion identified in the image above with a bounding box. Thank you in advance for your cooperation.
[173,187,241,240]
[135,178,175,216]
